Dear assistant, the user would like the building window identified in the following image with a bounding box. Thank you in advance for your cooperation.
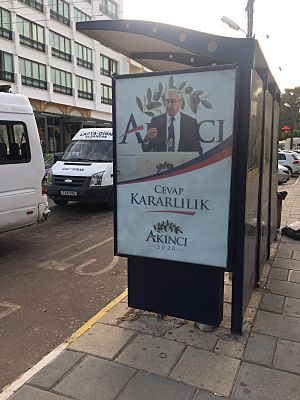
[19,58,47,90]
[101,83,112,105]
[100,54,118,76]
[0,51,14,82]
[50,31,71,62]
[0,7,12,40]
[18,0,43,13]
[0,122,31,164]
[51,68,72,95]
[75,43,93,70]
[99,0,118,18]
[74,8,91,22]
[17,16,45,52]
[76,76,93,100]
[49,0,70,26]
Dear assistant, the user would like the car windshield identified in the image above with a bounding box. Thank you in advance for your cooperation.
[62,140,113,162]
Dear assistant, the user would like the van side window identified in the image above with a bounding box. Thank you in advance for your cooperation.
[0,122,31,164]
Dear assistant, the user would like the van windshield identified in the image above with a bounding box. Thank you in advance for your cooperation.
[62,140,113,162]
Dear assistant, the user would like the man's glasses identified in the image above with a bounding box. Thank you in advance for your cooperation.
[166,99,181,105]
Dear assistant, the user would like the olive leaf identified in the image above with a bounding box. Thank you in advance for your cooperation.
[158,82,163,95]
[145,111,155,117]
[185,86,193,94]
[181,97,185,109]
[201,99,212,109]
[192,90,204,96]
[136,97,143,112]
[189,98,197,114]
[178,81,186,90]
[147,101,162,110]
[153,91,161,101]
[147,88,152,102]
[169,76,174,89]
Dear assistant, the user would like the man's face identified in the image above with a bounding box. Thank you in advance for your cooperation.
[165,91,181,117]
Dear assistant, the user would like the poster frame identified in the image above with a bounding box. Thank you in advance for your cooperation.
[112,64,240,270]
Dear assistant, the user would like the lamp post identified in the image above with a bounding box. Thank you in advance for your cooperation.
[284,103,298,150]
[222,0,254,38]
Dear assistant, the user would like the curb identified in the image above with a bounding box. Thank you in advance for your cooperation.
[0,289,128,400]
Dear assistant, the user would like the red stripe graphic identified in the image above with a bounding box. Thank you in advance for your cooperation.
[120,125,144,137]
[120,146,232,185]
[146,210,196,215]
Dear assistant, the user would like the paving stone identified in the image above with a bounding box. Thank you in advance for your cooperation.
[214,338,245,359]
[260,265,270,280]
[54,355,135,400]
[259,292,284,313]
[276,248,293,258]
[283,297,300,318]
[266,279,300,298]
[232,362,300,400]
[292,251,300,261]
[247,290,263,309]
[272,258,300,270]
[268,268,289,281]
[115,371,195,400]
[170,346,240,397]
[29,350,83,389]
[274,339,300,374]
[116,334,185,376]
[288,270,300,283]
[243,333,277,367]
[119,315,173,336]
[224,284,232,303]
[98,302,131,325]
[69,323,135,359]
[253,310,300,342]
[193,390,230,399]
[164,322,218,351]
[11,385,69,400]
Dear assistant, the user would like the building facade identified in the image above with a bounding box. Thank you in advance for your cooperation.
[0,0,128,153]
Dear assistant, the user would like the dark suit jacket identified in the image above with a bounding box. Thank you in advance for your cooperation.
[142,112,202,153]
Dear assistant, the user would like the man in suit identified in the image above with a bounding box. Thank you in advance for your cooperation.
[142,90,202,153]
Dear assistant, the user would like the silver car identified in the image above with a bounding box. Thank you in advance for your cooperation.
[278,163,291,184]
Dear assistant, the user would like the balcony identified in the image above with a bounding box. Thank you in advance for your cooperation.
[51,48,72,62]
[19,0,43,12]
[20,35,45,52]
[53,83,72,96]
[21,76,47,90]
[77,58,93,70]
[101,96,112,105]
[0,27,12,41]
[50,9,70,26]
[0,70,14,82]
[78,90,93,100]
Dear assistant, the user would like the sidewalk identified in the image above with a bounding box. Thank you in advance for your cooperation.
[2,178,300,400]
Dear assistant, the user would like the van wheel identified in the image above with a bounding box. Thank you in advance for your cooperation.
[54,200,68,206]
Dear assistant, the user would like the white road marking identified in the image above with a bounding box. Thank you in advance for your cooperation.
[37,237,114,271]
[65,237,113,261]
[75,256,119,276]
[0,302,21,321]
[46,237,92,258]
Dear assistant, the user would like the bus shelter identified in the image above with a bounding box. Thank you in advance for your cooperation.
[77,20,280,334]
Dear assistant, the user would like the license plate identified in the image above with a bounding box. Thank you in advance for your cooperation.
[60,190,77,196]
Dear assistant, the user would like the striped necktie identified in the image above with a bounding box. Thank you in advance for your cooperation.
[168,117,175,152]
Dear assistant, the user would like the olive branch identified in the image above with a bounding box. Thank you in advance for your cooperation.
[136,75,212,117]
[153,220,183,234]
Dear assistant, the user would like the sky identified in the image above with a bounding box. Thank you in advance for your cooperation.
[122,0,299,92]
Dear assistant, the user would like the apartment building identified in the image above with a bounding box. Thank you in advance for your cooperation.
[0,0,128,153]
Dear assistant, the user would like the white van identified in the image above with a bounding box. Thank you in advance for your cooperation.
[0,93,50,234]
[47,128,113,207]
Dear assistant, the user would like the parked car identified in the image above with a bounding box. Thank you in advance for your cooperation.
[278,151,300,174]
[278,164,290,184]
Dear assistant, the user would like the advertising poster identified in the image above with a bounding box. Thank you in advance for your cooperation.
[114,66,237,268]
